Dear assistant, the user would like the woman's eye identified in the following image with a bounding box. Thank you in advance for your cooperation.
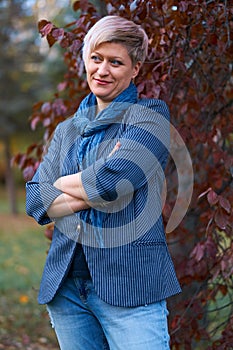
[91,55,101,62]
[111,59,123,66]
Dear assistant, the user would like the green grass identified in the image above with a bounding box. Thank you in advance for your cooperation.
[0,221,48,290]
[0,185,58,349]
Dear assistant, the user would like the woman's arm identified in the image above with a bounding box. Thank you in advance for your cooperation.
[80,102,170,204]
[26,121,89,224]
[47,192,90,218]
[53,172,88,202]
[52,142,121,202]
[49,101,169,211]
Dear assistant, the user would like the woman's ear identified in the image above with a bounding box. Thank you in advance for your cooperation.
[132,61,142,79]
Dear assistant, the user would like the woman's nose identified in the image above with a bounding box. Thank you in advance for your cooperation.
[97,61,109,76]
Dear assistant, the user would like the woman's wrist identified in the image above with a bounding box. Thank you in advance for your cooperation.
[47,192,90,218]
[53,173,88,201]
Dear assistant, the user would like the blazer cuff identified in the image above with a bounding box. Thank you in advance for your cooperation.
[81,157,112,205]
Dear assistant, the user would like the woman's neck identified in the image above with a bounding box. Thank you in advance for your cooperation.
[96,99,110,114]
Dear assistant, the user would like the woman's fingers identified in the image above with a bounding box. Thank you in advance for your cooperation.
[108,141,121,158]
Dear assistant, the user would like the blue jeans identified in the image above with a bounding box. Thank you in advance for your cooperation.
[47,277,170,350]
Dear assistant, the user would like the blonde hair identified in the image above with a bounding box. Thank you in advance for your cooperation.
[82,16,148,66]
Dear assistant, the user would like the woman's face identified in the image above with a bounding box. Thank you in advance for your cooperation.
[85,42,141,111]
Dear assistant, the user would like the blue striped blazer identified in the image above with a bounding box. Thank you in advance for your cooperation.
[26,98,181,306]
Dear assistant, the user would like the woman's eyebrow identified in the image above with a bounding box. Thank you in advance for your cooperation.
[92,51,124,60]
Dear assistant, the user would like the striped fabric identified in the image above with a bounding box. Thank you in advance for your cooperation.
[26,98,181,306]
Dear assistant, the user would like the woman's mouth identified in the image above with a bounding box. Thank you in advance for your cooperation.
[94,78,112,85]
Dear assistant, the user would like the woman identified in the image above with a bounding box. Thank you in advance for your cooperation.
[26,15,181,350]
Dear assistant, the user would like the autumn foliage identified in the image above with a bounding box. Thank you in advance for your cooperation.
[14,0,233,348]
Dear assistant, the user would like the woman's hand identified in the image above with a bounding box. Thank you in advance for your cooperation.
[108,141,121,158]
[53,141,121,196]
[49,141,121,217]
[47,192,90,218]
[53,172,88,201]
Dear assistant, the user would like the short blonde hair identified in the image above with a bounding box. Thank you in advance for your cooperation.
[82,16,148,66]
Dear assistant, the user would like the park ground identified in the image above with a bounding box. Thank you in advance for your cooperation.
[0,186,58,349]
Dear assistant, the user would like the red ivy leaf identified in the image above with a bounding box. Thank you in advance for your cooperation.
[44,224,54,241]
[73,0,89,12]
[38,21,54,37]
[190,242,205,262]
[207,189,219,205]
[38,19,49,34]
[52,28,64,41]
[18,154,27,168]
[179,1,189,12]
[43,118,51,127]
[214,209,228,230]
[73,0,80,11]
[219,196,231,214]
[23,166,35,181]
[31,116,40,131]
[32,100,43,111]
[41,102,51,115]
[26,143,38,155]
[47,33,57,47]
[57,81,68,92]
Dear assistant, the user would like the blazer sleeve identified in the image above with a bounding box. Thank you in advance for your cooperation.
[81,100,170,204]
[25,124,64,225]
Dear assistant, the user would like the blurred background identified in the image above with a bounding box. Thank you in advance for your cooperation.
[0,1,75,348]
[0,0,74,215]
